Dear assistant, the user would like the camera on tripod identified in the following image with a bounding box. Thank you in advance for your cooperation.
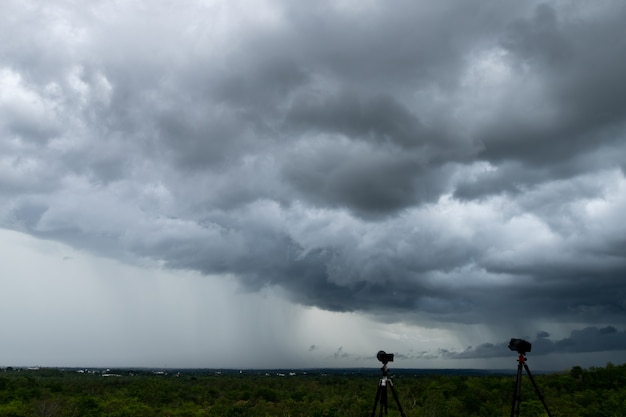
[377,350,394,364]
[371,350,406,417]
[508,337,552,416]
[508,338,532,354]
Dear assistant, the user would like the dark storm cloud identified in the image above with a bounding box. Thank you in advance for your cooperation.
[287,91,428,148]
[476,3,626,171]
[446,327,626,358]
[3,0,626,357]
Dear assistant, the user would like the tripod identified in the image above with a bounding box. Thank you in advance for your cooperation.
[371,363,406,417]
[510,353,552,417]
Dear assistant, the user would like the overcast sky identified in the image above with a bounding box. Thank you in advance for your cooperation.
[2,0,626,371]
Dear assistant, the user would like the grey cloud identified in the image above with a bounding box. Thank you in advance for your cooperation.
[333,347,347,359]
[3,0,626,359]
[281,144,449,217]
[282,1,523,89]
[286,91,429,149]
[446,327,626,359]
[478,3,626,168]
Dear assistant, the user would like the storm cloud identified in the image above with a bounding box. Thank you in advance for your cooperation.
[446,327,626,359]
[2,0,626,365]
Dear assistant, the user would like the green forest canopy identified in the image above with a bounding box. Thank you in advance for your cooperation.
[1,363,625,416]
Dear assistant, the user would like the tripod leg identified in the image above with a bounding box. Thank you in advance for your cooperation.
[510,361,523,417]
[380,382,388,416]
[523,363,553,417]
[371,382,383,417]
[388,380,407,417]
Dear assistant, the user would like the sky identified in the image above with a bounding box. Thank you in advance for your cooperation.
[2,0,626,371]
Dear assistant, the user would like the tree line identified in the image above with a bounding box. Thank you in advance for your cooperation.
[1,363,626,416]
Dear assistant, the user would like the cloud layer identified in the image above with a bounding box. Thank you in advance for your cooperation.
[3,0,626,360]
[446,327,626,359]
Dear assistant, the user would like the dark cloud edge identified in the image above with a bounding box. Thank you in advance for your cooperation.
[432,326,626,359]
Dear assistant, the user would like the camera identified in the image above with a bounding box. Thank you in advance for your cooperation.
[377,350,394,364]
[508,338,532,354]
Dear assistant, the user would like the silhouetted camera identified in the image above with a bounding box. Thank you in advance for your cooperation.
[508,338,532,354]
[377,350,394,364]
